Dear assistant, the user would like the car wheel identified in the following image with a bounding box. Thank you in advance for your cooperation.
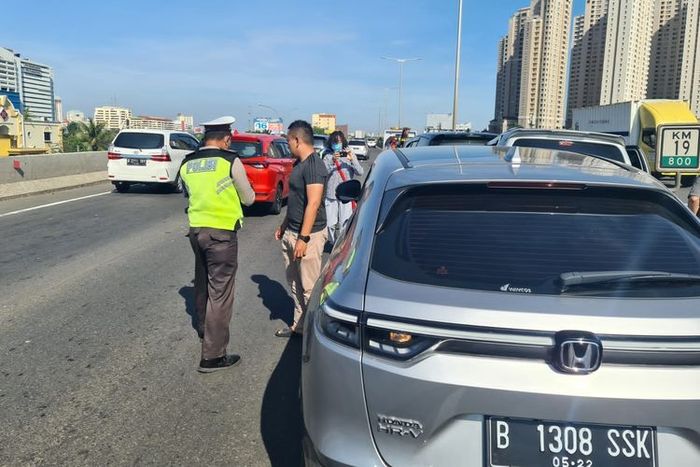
[113,182,130,193]
[172,176,184,193]
[268,184,283,215]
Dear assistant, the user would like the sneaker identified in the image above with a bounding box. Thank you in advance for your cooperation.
[197,354,241,373]
[275,327,302,338]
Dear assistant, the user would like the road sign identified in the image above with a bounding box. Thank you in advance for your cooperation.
[656,124,700,173]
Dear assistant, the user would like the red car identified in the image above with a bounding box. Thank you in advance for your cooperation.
[230,133,294,214]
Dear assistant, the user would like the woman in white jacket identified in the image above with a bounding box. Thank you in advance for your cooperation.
[321,131,364,243]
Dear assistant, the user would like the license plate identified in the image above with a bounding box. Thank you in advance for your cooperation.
[487,417,656,467]
[126,158,147,166]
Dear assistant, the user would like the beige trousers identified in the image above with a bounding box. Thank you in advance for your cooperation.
[281,229,327,331]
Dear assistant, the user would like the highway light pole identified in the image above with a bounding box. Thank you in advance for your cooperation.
[452,0,463,130]
[257,103,280,119]
[382,57,421,129]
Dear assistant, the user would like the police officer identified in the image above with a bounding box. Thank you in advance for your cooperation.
[180,116,255,373]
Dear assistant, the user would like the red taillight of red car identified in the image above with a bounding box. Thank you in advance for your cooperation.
[107,152,122,160]
[151,148,171,162]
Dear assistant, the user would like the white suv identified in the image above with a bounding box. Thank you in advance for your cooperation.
[107,130,200,193]
[348,139,369,160]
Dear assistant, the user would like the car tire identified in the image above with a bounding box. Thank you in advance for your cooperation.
[172,176,184,193]
[113,182,130,193]
[268,184,283,215]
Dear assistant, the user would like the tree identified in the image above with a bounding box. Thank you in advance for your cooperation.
[312,126,327,135]
[83,119,114,151]
[61,119,116,152]
[22,108,32,121]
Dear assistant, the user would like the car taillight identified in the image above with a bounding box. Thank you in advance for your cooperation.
[364,327,437,361]
[107,152,122,160]
[317,300,360,349]
[151,147,171,162]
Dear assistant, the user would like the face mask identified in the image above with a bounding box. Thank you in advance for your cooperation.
[331,143,342,152]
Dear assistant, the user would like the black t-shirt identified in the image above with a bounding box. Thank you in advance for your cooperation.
[287,153,328,233]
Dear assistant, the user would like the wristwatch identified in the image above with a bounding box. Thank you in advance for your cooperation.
[298,234,311,243]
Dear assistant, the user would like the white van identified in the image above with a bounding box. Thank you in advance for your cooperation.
[107,130,200,193]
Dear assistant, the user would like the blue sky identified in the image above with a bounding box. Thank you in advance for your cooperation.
[10,1,585,132]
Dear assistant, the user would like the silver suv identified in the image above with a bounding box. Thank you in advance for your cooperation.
[301,145,700,466]
[491,128,637,169]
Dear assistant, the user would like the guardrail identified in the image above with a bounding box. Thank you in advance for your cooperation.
[0,151,107,184]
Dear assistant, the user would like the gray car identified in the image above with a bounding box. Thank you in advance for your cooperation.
[301,145,700,466]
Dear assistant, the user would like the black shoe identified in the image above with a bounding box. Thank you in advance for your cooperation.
[197,354,241,373]
[275,327,301,338]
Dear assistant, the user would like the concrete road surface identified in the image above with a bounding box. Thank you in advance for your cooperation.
[0,149,378,466]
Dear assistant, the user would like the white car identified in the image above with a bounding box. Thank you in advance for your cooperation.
[348,139,369,160]
[107,130,200,193]
[366,139,377,148]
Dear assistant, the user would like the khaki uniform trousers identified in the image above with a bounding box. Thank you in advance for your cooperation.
[281,229,327,331]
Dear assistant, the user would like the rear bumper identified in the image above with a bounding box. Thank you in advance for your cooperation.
[254,191,276,203]
[107,160,176,183]
[362,352,700,466]
[302,316,386,467]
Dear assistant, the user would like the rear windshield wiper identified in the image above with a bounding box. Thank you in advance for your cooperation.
[560,271,700,292]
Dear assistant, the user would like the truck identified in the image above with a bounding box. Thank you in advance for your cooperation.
[572,100,699,185]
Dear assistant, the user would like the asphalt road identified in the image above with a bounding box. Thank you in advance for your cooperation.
[0,148,692,466]
[0,150,378,467]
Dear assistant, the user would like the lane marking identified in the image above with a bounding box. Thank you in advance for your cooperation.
[0,191,112,219]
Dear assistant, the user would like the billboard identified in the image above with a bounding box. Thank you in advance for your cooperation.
[253,117,284,134]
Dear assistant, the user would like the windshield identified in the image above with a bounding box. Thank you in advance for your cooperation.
[372,184,700,297]
[513,138,626,163]
[113,132,164,150]
[230,141,262,158]
[349,140,365,146]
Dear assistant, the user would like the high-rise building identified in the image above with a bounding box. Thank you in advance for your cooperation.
[679,0,700,115]
[518,0,573,129]
[566,0,609,125]
[0,47,56,122]
[94,106,132,130]
[492,8,530,132]
[312,113,336,133]
[54,96,63,123]
[647,0,700,116]
[600,0,655,105]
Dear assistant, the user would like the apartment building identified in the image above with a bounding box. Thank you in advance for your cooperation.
[312,113,336,133]
[566,0,609,124]
[492,8,530,132]
[518,0,573,129]
[94,106,132,130]
[600,0,656,105]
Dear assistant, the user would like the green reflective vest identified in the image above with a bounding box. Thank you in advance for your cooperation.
[179,148,243,231]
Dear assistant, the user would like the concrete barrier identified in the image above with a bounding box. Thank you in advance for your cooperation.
[0,151,107,184]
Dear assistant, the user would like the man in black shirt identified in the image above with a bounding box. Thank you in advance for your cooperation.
[274,120,328,337]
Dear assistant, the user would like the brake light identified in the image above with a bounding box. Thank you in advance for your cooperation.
[317,301,360,349]
[365,327,437,361]
[487,181,586,190]
[151,147,171,162]
[107,152,122,160]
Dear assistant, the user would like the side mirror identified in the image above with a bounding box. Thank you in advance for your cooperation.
[336,179,361,204]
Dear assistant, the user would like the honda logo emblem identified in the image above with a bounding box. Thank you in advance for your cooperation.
[554,332,602,374]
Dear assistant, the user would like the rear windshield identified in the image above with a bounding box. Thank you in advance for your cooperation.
[513,138,626,163]
[372,184,700,297]
[431,135,492,146]
[230,141,262,158]
[113,132,164,150]
[349,140,365,146]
